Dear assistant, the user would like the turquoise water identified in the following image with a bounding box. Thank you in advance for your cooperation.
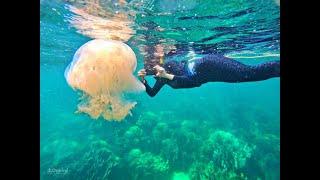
[40,0,280,179]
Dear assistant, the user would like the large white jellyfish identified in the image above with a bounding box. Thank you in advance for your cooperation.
[65,39,145,121]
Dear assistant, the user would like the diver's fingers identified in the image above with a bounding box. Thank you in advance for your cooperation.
[138,69,145,73]
[153,65,161,71]
[138,69,146,76]
[154,65,164,72]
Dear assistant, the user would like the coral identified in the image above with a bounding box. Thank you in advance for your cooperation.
[127,149,169,179]
[124,126,144,142]
[56,140,120,180]
[172,121,203,170]
[122,125,146,150]
[246,133,280,179]
[186,130,255,179]
[152,122,171,140]
[202,130,254,170]
[160,138,179,164]
[41,138,81,168]
[188,161,247,180]
[41,101,278,180]
[136,111,159,132]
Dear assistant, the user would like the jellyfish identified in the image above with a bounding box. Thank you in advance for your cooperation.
[65,39,145,121]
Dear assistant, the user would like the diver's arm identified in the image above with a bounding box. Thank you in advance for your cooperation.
[153,65,200,87]
[142,79,165,97]
[161,73,174,80]
[171,75,201,88]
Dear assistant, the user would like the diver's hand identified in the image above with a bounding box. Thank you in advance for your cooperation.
[137,69,146,82]
[154,65,166,77]
[154,65,174,80]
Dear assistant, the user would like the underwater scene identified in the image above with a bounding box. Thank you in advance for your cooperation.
[40,0,280,179]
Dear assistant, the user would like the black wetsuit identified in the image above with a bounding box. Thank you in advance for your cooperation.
[142,54,280,97]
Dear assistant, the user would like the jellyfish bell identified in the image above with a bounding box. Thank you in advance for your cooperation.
[65,39,145,121]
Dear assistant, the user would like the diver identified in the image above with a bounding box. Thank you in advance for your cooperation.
[137,53,280,97]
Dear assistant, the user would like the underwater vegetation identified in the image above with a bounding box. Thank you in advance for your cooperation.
[127,148,169,179]
[189,130,254,179]
[41,108,279,180]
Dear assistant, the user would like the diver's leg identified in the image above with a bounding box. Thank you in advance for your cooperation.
[248,61,280,81]
[219,60,280,82]
[196,55,280,83]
